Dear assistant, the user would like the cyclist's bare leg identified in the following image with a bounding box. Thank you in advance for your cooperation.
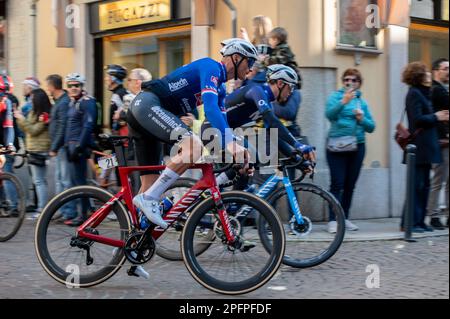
[139,174,159,194]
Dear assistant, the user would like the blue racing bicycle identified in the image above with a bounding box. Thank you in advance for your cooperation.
[156,156,345,269]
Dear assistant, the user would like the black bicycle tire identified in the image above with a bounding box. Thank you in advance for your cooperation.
[0,173,26,242]
[181,191,285,295]
[260,182,345,268]
[34,186,131,287]
[155,178,215,261]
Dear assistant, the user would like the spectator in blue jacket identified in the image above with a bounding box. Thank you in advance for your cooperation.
[47,74,76,221]
[325,69,376,234]
[63,73,98,226]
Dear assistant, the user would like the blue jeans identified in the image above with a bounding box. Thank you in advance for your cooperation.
[327,144,366,221]
[55,151,76,218]
[29,156,49,212]
[0,155,18,209]
[69,156,90,219]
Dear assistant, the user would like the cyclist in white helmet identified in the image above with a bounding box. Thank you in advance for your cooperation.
[224,64,315,160]
[127,38,258,231]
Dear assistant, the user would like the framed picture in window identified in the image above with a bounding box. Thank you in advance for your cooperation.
[338,0,378,49]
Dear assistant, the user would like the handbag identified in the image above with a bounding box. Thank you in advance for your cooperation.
[327,120,358,152]
[28,152,47,167]
[394,109,423,151]
[327,135,358,152]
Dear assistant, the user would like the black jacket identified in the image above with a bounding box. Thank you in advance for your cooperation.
[405,85,442,165]
[431,80,449,140]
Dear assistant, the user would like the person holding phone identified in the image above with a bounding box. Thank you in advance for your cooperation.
[325,69,376,233]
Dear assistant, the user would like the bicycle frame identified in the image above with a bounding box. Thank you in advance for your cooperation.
[237,168,305,225]
[75,163,238,248]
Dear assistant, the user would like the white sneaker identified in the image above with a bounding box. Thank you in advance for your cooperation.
[132,194,168,229]
[328,221,337,234]
[134,266,150,279]
[345,220,359,231]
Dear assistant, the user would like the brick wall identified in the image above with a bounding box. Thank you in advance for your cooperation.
[7,0,31,105]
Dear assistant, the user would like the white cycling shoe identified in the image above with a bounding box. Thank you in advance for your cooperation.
[132,194,168,229]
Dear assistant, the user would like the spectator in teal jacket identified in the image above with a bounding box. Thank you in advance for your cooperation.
[325,69,376,234]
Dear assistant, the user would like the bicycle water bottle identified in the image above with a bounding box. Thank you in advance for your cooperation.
[161,197,174,214]
[139,208,151,230]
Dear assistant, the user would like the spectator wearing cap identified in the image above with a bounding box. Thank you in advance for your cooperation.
[22,77,41,118]
[63,73,98,226]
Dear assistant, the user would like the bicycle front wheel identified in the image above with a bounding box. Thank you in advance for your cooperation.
[35,186,131,287]
[182,191,285,295]
[259,182,345,268]
[0,172,26,242]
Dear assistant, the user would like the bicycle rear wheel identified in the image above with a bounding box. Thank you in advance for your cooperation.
[156,178,214,261]
[35,186,131,287]
[0,172,26,242]
[182,191,285,295]
[259,182,345,268]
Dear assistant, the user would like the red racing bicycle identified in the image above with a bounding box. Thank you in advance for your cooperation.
[34,135,285,295]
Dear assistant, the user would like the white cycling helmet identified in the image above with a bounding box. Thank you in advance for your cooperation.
[266,64,298,86]
[65,73,86,84]
[220,38,258,60]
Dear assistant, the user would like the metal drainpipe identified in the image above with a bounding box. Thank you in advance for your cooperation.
[222,0,237,38]
[30,0,39,76]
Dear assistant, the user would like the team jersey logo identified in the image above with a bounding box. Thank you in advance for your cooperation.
[210,76,219,87]
[168,78,189,92]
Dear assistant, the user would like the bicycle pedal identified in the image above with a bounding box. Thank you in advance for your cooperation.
[240,242,256,252]
[127,266,139,277]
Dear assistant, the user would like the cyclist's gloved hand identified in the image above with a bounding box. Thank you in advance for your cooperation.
[294,142,316,163]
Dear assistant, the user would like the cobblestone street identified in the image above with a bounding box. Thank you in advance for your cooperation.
[0,220,448,299]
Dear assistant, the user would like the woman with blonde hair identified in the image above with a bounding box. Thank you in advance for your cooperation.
[241,15,273,45]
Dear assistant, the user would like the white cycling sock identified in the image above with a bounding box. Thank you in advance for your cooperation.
[143,168,180,201]
[216,172,230,186]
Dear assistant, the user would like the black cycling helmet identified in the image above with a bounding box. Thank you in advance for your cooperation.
[105,64,128,80]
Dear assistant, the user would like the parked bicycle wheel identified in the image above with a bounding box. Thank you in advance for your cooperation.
[0,172,26,242]
[35,186,131,287]
[156,178,214,261]
[259,182,345,268]
[182,191,285,295]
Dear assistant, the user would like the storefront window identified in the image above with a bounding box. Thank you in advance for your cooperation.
[103,26,191,110]
[338,0,377,48]
[410,0,434,19]
[409,26,449,67]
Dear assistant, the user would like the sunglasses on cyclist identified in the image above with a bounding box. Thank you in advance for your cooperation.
[67,83,82,89]
[344,77,359,83]
[247,58,256,69]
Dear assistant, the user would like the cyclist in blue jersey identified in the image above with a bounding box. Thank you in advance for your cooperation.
[128,39,258,229]
[204,65,315,187]
[225,64,314,157]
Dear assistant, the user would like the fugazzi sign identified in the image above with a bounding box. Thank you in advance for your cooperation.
[99,0,171,31]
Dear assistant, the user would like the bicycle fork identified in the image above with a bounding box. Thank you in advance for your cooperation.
[283,176,306,225]
[210,186,238,245]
